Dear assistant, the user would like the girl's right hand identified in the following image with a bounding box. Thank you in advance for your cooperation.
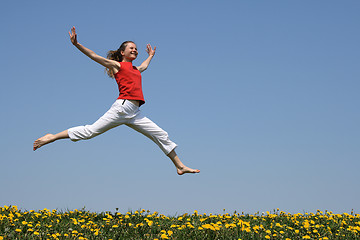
[69,26,78,45]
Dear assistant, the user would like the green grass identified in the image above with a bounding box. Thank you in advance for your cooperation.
[1,206,359,239]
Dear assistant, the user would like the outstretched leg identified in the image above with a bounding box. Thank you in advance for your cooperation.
[127,116,200,175]
[33,99,127,151]
[33,130,69,151]
[167,150,200,175]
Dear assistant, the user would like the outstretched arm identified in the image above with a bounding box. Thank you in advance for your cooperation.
[69,26,120,72]
[137,44,156,73]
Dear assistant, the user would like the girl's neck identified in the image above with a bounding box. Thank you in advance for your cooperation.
[121,58,133,63]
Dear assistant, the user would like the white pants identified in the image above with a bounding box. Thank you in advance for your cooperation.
[68,99,177,155]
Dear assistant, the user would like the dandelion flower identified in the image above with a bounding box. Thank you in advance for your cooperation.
[161,234,169,239]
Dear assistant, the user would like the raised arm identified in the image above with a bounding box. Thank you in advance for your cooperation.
[69,27,120,72]
[137,44,156,73]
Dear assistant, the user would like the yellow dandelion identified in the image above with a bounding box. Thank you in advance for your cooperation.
[161,234,169,239]
[34,231,40,235]
[265,236,271,239]
[15,229,22,232]
[302,236,311,239]
[187,223,195,229]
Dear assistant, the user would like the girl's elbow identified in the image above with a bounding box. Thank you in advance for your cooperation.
[139,65,148,72]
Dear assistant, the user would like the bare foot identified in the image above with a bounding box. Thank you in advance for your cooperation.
[177,166,200,175]
[33,134,55,151]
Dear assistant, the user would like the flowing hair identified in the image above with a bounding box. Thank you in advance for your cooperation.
[106,41,135,78]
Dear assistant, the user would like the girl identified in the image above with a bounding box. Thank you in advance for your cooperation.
[33,27,200,176]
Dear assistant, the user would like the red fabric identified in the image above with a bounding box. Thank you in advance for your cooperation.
[114,62,145,106]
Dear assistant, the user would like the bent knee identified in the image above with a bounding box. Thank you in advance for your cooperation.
[68,125,100,141]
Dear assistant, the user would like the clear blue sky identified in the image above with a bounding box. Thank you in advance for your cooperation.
[1,0,359,215]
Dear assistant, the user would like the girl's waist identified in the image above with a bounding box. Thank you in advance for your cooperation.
[118,99,140,107]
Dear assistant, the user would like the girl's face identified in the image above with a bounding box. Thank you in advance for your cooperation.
[121,42,138,62]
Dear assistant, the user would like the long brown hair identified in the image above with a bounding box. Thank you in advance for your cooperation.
[106,41,135,78]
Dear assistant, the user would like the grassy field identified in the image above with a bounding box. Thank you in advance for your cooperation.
[1,205,359,239]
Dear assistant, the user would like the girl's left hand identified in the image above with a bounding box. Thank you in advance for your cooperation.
[146,44,156,56]
[69,26,78,45]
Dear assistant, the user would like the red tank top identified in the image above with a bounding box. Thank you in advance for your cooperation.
[114,62,145,106]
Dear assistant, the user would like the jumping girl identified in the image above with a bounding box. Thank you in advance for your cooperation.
[33,27,200,176]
